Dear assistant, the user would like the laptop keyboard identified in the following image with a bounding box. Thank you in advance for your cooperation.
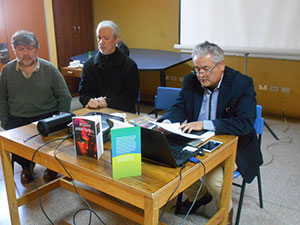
[171,148,194,160]
[167,138,198,162]
[159,132,200,166]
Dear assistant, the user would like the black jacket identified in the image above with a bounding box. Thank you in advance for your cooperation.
[158,66,263,183]
[79,48,139,113]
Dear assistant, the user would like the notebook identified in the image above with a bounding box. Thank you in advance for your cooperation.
[141,127,206,168]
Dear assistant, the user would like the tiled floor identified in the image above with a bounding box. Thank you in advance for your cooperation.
[0,97,300,224]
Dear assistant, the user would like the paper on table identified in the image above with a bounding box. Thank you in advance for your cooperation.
[154,122,215,140]
[109,119,134,129]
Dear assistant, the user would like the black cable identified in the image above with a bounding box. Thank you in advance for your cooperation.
[23,133,40,142]
[262,115,293,167]
[53,134,92,225]
[29,134,105,225]
[53,134,106,225]
[30,137,66,225]
[180,160,206,225]
[73,208,107,225]
[158,163,186,224]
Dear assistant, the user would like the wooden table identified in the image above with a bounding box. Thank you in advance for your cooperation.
[0,108,238,225]
[61,67,82,96]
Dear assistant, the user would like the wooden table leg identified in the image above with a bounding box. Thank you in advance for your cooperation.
[219,141,238,225]
[0,144,21,225]
[144,196,159,225]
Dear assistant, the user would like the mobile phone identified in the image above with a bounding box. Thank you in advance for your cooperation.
[199,140,223,153]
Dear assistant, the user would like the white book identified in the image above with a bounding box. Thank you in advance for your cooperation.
[154,121,215,141]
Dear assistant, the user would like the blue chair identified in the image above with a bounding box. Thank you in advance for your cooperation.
[154,86,181,118]
[137,92,141,115]
[233,104,264,225]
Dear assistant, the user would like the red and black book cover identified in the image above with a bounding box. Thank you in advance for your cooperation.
[72,116,103,159]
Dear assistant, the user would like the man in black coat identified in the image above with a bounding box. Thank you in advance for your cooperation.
[158,41,263,223]
[79,20,139,113]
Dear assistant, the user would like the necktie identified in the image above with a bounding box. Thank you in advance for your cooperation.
[208,90,214,120]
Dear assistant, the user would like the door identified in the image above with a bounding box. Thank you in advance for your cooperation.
[52,0,94,69]
[0,0,49,70]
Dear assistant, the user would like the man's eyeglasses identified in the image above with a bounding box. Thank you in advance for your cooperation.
[192,62,220,75]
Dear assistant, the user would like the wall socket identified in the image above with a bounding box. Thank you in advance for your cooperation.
[170,76,177,81]
[179,77,184,82]
[165,75,169,80]
[258,84,268,90]
[269,85,279,92]
[282,87,291,93]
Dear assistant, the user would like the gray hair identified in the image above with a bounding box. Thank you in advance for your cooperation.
[96,20,120,39]
[11,30,39,49]
[192,41,224,63]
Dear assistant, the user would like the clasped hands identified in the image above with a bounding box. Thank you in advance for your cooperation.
[86,97,108,109]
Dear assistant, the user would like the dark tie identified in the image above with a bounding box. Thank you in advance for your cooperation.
[208,90,214,120]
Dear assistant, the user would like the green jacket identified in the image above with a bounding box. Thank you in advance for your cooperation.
[0,58,71,128]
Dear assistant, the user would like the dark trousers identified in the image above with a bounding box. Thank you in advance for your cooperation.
[4,111,57,169]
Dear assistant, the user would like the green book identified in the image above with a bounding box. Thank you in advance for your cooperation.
[111,126,141,179]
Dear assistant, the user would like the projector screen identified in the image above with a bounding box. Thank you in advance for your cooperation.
[176,0,300,59]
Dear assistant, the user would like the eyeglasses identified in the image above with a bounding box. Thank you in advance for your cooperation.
[192,62,220,75]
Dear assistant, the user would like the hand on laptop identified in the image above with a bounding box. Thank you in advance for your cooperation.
[180,121,203,134]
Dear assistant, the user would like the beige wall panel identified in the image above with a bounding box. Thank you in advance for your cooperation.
[93,0,300,117]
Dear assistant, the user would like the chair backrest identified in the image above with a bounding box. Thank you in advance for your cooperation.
[136,92,141,115]
[254,105,264,135]
[137,92,141,102]
[117,40,130,56]
[254,105,264,146]
[154,86,181,110]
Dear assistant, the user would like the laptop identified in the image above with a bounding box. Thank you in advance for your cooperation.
[141,127,203,168]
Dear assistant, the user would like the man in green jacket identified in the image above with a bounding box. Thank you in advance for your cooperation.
[0,30,72,184]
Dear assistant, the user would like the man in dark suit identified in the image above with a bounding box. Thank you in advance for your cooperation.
[79,20,139,113]
[158,41,263,224]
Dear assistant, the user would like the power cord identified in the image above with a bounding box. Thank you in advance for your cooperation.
[53,134,106,225]
[262,112,293,166]
[180,160,206,225]
[30,137,66,225]
[30,134,106,225]
[72,208,107,224]
[158,164,186,224]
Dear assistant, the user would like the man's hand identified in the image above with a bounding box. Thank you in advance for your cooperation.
[180,121,203,133]
[86,98,100,109]
[157,119,171,135]
[85,97,107,109]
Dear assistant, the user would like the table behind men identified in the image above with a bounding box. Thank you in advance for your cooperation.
[0,108,237,225]
[63,48,191,96]
[69,48,192,86]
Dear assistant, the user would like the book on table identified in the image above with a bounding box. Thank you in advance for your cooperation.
[109,119,141,179]
[129,115,157,129]
[72,115,104,160]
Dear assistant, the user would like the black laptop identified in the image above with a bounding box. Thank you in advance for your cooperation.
[141,127,201,168]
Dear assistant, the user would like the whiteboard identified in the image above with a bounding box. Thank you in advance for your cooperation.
[176,0,300,59]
